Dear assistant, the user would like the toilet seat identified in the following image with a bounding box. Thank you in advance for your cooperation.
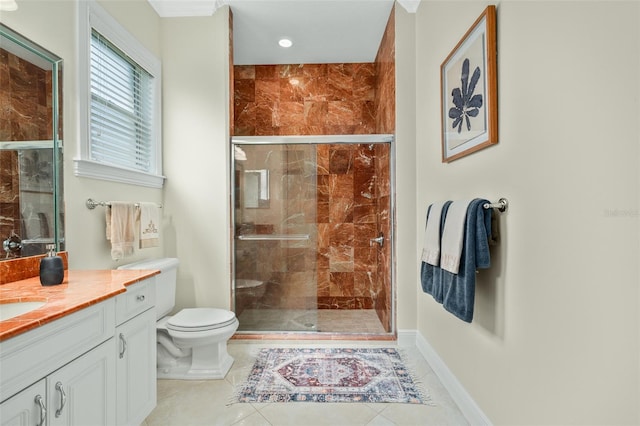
[167,308,237,332]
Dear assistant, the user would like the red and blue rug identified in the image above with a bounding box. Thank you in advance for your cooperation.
[235,347,429,404]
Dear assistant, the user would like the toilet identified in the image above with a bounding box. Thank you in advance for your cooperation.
[118,258,239,380]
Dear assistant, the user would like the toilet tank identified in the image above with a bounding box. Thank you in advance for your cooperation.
[117,258,180,319]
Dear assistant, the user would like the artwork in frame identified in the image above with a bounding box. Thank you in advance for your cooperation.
[441,5,498,163]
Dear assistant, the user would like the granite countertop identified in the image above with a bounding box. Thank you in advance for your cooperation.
[0,269,159,342]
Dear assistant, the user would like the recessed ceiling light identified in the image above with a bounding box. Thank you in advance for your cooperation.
[278,38,293,48]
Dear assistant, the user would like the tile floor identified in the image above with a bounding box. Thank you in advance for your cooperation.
[143,340,469,426]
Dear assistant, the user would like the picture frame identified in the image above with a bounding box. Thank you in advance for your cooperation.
[441,5,497,163]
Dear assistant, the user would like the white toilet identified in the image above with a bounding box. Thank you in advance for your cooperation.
[118,258,239,380]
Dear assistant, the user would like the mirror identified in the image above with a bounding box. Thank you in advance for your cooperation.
[0,23,64,259]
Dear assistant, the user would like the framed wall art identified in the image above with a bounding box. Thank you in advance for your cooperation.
[441,5,497,163]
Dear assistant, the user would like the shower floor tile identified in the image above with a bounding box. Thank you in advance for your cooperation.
[236,308,387,334]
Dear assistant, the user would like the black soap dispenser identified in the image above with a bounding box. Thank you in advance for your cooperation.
[40,244,64,286]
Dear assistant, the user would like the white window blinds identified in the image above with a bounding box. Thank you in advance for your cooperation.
[90,30,154,173]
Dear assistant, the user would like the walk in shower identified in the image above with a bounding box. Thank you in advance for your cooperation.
[231,135,394,335]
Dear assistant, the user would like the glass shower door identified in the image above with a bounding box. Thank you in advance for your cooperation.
[233,143,318,332]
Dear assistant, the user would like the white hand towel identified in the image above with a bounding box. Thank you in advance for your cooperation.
[440,199,473,274]
[421,202,445,265]
[138,202,160,249]
[106,202,136,261]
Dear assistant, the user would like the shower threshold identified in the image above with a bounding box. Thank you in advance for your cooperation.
[236,308,388,334]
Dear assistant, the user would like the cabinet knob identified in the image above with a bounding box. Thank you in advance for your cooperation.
[137,294,146,302]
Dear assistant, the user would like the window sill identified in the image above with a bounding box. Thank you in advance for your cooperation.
[74,159,165,188]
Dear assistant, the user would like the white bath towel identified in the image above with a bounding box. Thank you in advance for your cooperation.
[421,202,445,265]
[440,199,473,274]
[138,202,160,249]
[106,202,136,261]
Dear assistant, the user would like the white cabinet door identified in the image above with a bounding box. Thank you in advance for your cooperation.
[0,379,47,426]
[48,338,116,426]
[116,308,156,426]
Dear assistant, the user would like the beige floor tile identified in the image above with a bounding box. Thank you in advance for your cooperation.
[146,340,468,426]
[146,380,255,426]
[258,402,379,425]
[366,414,396,426]
[375,403,469,426]
[231,411,272,426]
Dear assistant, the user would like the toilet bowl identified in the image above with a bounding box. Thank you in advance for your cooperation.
[118,258,239,380]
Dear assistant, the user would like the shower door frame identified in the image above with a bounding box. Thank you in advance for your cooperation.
[230,134,396,336]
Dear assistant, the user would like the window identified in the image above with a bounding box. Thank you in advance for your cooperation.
[76,1,164,188]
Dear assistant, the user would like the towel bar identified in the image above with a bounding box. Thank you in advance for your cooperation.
[483,198,508,212]
[237,234,309,241]
[86,198,162,210]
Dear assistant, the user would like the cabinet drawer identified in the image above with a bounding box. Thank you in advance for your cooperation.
[115,278,155,325]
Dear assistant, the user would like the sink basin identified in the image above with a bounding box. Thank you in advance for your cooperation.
[0,301,46,321]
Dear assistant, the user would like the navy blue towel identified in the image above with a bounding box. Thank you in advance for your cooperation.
[420,198,492,322]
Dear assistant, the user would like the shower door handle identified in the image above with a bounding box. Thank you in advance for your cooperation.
[370,233,384,247]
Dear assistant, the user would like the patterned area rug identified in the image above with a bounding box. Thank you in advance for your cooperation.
[235,348,429,404]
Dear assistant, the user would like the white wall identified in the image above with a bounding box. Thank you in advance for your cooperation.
[414,1,640,424]
[2,0,164,269]
[160,10,231,311]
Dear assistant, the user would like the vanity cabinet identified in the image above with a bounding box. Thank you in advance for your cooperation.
[0,276,158,426]
[115,278,157,426]
[0,339,115,426]
[0,301,116,426]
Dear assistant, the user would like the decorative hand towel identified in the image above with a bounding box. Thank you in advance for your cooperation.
[421,201,446,265]
[138,202,160,249]
[106,202,136,261]
[440,199,473,274]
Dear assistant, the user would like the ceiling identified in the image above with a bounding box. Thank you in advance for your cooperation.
[147,0,420,65]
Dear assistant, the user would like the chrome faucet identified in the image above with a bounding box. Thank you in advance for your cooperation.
[3,233,22,255]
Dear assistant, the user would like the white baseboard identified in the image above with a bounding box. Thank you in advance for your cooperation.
[397,329,418,347]
[401,329,492,426]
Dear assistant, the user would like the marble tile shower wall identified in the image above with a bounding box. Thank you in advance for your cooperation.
[0,48,55,252]
[234,63,377,136]
[374,3,395,135]
[317,143,390,319]
[374,143,391,330]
